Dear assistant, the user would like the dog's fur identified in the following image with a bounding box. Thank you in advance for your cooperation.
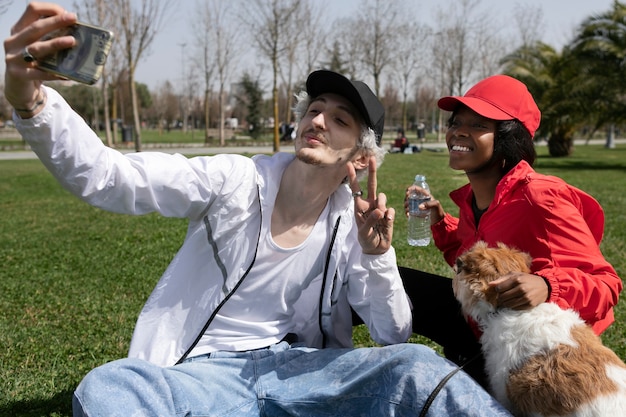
[453,241,626,417]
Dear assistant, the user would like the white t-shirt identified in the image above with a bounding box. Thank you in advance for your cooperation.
[189,201,331,356]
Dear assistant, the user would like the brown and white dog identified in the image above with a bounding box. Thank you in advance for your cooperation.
[453,241,626,417]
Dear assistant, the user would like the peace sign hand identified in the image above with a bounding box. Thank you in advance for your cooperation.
[347,157,395,255]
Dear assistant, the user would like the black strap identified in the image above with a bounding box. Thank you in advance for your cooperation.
[418,353,482,417]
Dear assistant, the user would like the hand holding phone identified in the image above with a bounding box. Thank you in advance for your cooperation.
[37,22,114,85]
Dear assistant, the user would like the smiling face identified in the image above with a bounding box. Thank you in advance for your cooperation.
[294,93,364,167]
[446,106,499,173]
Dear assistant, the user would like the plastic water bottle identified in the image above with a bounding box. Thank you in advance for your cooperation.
[407,175,431,246]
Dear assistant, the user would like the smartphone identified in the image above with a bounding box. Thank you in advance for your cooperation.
[38,22,114,85]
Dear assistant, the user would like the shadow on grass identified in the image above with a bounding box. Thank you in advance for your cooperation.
[535,157,626,172]
[1,389,73,417]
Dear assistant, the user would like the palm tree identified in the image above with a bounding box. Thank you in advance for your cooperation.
[501,2,626,156]
[571,0,626,149]
[501,42,581,156]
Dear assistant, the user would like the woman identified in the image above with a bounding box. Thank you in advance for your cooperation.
[401,74,622,386]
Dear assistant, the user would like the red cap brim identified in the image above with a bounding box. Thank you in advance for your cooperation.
[438,96,515,121]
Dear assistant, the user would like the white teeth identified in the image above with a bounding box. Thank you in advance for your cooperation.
[451,145,471,152]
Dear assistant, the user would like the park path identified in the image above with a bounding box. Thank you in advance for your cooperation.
[0,139,622,161]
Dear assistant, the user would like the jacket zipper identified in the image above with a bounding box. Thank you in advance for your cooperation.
[317,216,341,348]
[175,186,263,365]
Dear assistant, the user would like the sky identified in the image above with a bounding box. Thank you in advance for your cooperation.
[0,0,617,90]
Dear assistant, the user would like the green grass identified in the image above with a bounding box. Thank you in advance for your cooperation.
[1,143,624,416]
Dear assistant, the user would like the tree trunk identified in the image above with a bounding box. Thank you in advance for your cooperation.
[130,72,142,152]
[204,88,210,145]
[605,123,616,149]
[111,86,119,145]
[102,77,113,147]
[219,88,225,147]
[547,133,573,157]
[273,87,279,152]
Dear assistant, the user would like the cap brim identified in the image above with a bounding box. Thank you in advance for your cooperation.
[438,96,515,121]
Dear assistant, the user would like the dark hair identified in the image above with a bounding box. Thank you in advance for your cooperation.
[494,120,536,173]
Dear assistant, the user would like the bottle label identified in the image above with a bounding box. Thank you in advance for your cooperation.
[408,195,431,215]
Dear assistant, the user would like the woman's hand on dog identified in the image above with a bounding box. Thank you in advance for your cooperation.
[489,273,550,310]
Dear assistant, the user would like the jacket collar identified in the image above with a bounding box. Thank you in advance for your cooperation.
[450,160,535,209]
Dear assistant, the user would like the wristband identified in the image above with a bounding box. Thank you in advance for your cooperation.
[14,90,46,118]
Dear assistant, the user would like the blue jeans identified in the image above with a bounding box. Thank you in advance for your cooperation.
[73,343,511,417]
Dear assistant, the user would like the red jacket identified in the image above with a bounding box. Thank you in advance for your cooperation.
[432,161,622,335]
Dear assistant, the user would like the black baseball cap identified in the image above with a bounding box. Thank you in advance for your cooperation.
[306,70,385,143]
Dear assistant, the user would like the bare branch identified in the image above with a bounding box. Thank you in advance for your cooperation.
[0,0,12,17]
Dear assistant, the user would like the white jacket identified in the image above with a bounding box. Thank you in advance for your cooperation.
[16,87,412,367]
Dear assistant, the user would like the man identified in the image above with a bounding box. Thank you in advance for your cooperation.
[5,3,513,416]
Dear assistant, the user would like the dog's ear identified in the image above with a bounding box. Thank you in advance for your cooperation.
[501,249,532,274]
[486,244,532,275]
[454,258,463,274]
[471,241,489,251]
[496,242,507,249]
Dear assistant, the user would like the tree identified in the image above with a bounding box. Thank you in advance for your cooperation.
[391,22,429,132]
[243,0,303,152]
[74,0,117,146]
[237,73,264,140]
[192,0,240,146]
[152,80,179,132]
[431,0,508,97]
[501,41,580,157]
[279,1,304,128]
[512,3,545,48]
[113,0,175,152]
[501,1,626,156]
[351,0,402,96]
[322,41,350,75]
[500,42,559,130]
[53,82,101,124]
[430,0,478,141]
[292,1,326,77]
[0,0,12,122]
[429,0,508,141]
[501,1,582,157]
[571,0,626,149]
[281,1,327,126]
[429,25,461,141]
[330,18,362,81]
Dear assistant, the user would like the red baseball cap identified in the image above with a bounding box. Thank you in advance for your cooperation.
[437,75,541,138]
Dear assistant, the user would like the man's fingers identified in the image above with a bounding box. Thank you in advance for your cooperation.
[11,4,74,38]
[366,157,377,199]
[346,161,362,196]
[375,192,387,212]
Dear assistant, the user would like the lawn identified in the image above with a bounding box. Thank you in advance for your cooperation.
[1,143,624,416]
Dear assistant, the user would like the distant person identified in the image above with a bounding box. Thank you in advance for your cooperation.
[416,122,426,149]
[279,121,293,141]
[4,3,513,416]
[401,74,622,387]
[392,128,409,153]
[416,122,426,140]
